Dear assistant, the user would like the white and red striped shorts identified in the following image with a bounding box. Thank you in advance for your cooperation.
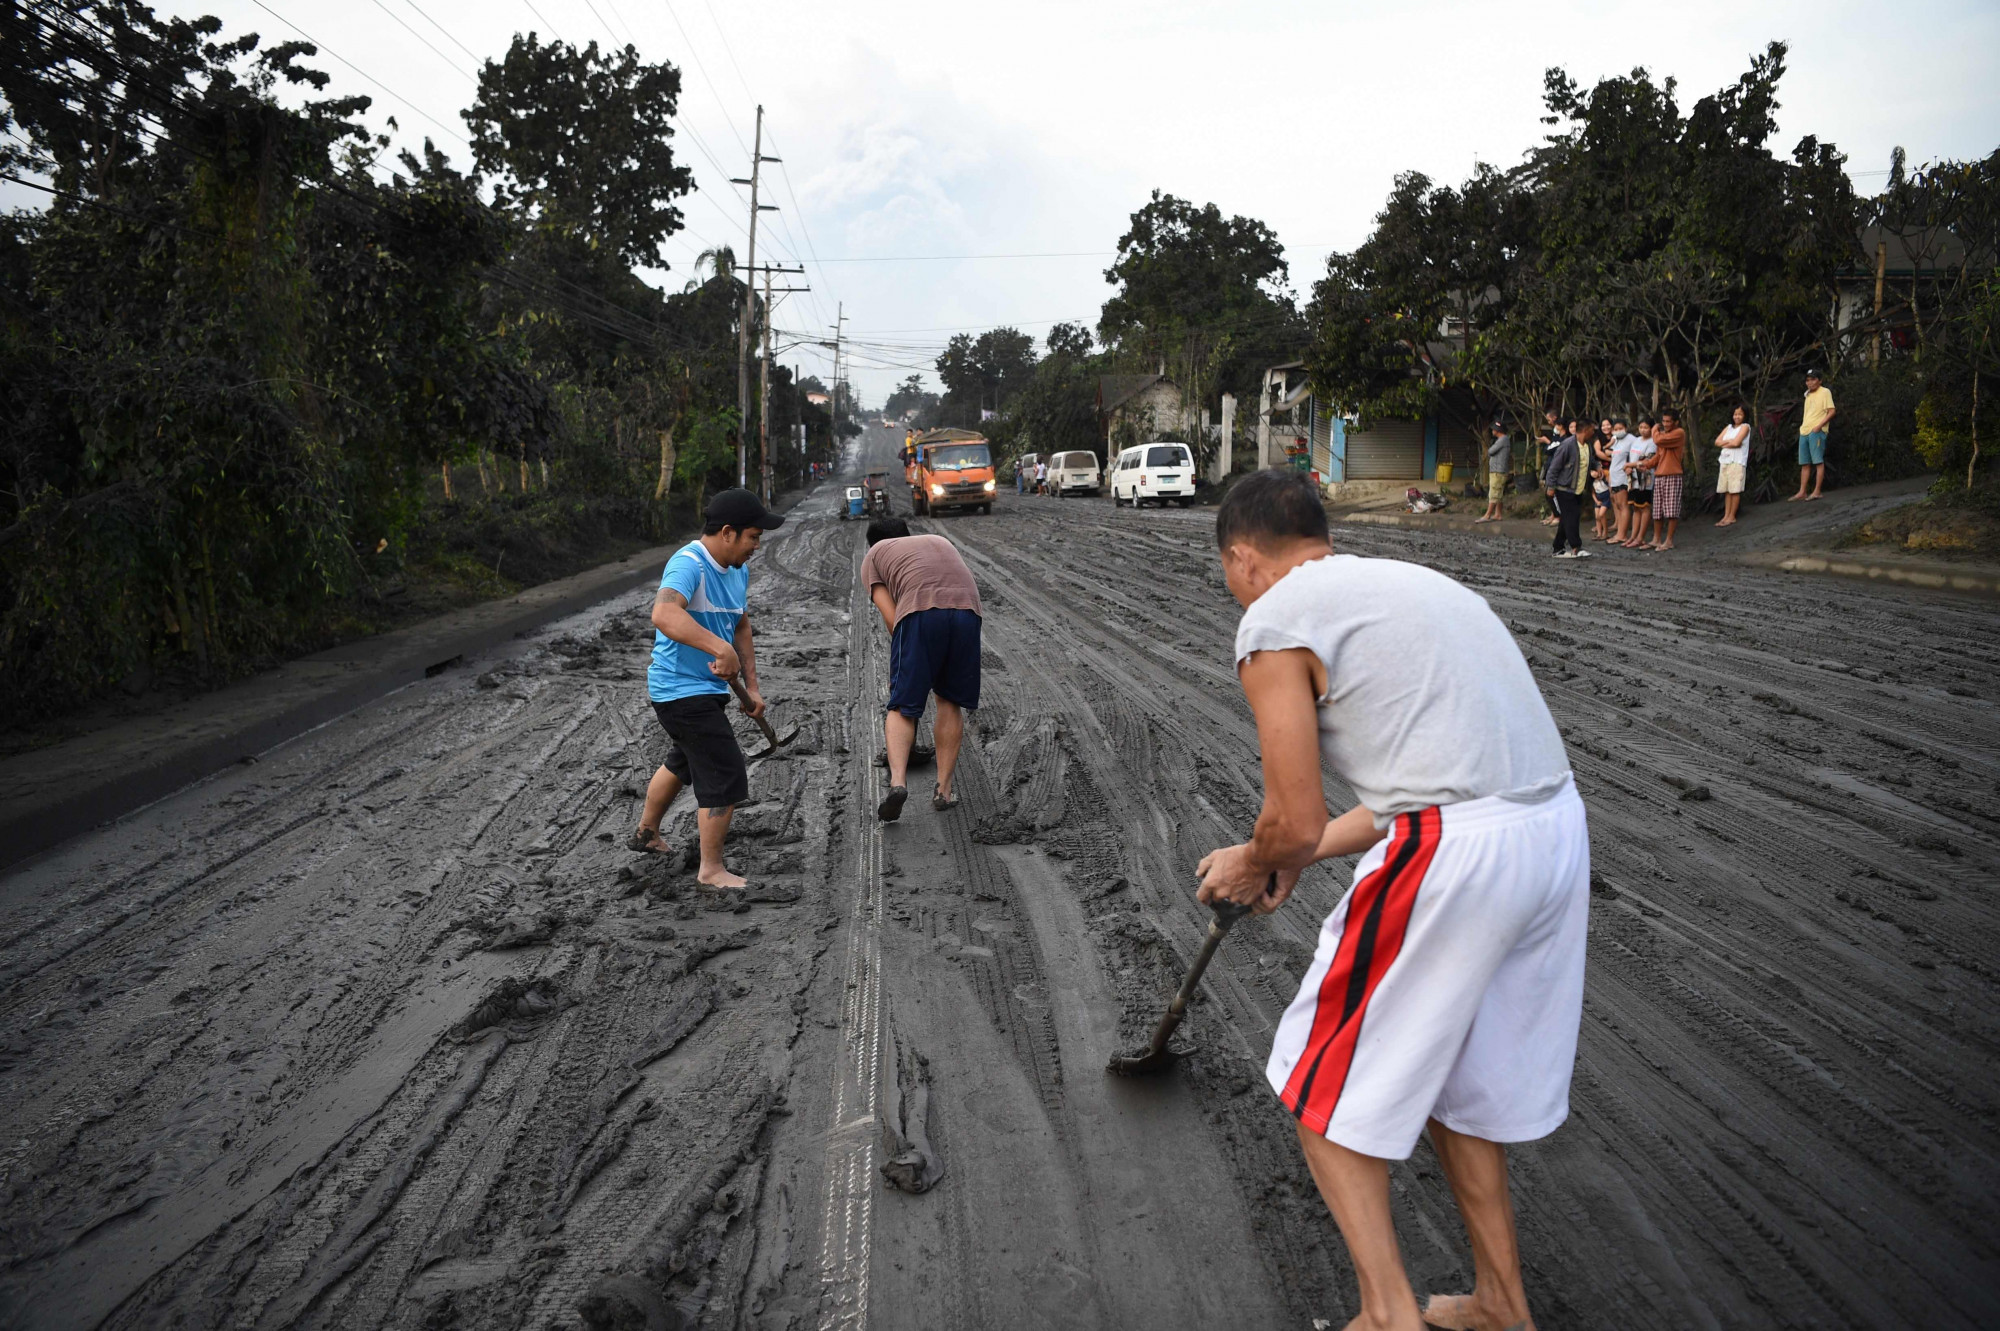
[1268,779,1590,1159]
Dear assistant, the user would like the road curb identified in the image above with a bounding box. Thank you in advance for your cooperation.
[0,546,679,873]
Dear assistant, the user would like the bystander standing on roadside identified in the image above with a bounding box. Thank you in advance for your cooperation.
[1622,420,1657,549]
[861,518,984,820]
[1607,418,1634,544]
[1590,426,1614,540]
[1035,458,1049,496]
[1544,422,1592,559]
[1645,410,1687,551]
[1478,421,1511,523]
[1715,405,1752,526]
[1792,370,1835,502]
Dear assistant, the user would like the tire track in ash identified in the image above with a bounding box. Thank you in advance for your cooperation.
[814,502,886,1331]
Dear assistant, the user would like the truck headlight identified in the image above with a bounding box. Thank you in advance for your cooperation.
[930,484,945,496]
[982,479,996,492]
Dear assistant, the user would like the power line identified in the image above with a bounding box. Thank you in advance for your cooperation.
[520,0,567,43]
[247,0,473,149]
[367,0,472,80]
[401,0,483,64]
[657,0,749,157]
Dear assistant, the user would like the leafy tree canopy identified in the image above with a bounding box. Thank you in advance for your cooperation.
[463,33,692,268]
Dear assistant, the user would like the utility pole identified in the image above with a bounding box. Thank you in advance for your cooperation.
[731,105,779,490]
[830,304,845,456]
[759,268,772,501]
[739,262,806,501]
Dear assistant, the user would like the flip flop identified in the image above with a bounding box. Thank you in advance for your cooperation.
[932,790,960,811]
[877,785,909,822]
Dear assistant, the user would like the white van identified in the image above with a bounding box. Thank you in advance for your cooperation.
[1048,450,1102,497]
[1012,452,1042,491]
[1111,442,1198,507]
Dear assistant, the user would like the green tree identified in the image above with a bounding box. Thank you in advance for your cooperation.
[1098,191,1301,441]
[934,327,1037,427]
[462,33,692,269]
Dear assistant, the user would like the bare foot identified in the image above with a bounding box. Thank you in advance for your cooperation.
[1421,1293,1533,1331]
[697,867,748,889]
[629,826,670,854]
[1806,492,1823,501]
[1787,493,1805,502]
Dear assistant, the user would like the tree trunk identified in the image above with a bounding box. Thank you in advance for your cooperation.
[540,458,550,489]
[518,442,530,492]
[477,448,492,495]
[441,458,454,502]
[1970,368,1982,492]
[656,425,678,501]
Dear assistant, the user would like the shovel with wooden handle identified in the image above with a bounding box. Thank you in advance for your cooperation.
[1105,874,1273,1077]
[727,675,799,760]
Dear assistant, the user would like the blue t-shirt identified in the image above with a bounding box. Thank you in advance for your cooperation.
[648,540,747,702]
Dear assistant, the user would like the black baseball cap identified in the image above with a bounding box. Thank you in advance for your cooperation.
[704,487,784,532]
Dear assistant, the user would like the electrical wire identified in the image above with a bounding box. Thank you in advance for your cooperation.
[247,0,474,150]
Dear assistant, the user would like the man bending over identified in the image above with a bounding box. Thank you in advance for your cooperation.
[630,488,782,887]
[862,517,982,821]
[1197,469,1589,1331]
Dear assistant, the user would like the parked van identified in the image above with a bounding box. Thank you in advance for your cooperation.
[1047,450,1102,497]
[1011,452,1042,490]
[1110,442,1198,507]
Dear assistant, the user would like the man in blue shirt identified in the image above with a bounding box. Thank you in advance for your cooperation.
[630,488,782,888]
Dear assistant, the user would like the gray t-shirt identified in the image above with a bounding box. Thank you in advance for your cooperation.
[1487,433,1512,472]
[1233,555,1570,824]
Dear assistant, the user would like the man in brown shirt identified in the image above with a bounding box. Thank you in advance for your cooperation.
[860,518,984,820]
[1643,410,1688,551]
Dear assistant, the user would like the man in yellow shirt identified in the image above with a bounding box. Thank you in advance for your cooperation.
[1792,369,1835,502]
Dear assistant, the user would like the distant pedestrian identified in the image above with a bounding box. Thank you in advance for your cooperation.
[1791,370,1835,502]
[861,518,983,820]
[1543,422,1592,558]
[630,488,784,888]
[1478,422,1510,523]
[1015,457,1027,494]
[1621,420,1656,548]
[1715,405,1752,527]
[1035,458,1050,495]
[1590,427,1614,540]
[1607,418,1634,544]
[1647,410,1687,551]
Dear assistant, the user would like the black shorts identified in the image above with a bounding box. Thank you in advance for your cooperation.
[652,694,749,809]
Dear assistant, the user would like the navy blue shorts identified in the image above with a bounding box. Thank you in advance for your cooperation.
[887,608,981,717]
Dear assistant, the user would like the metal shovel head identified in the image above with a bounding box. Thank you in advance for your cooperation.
[1105,1010,1188,1077]
[748,723,801,760]
[1105,1043,1182,1077]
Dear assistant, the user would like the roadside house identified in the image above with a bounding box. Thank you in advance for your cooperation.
[1097,374,1186,458]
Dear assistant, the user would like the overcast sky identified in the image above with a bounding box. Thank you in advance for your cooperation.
[13,0,2000,401]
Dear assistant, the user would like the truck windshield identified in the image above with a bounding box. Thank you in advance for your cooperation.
[1146,445,1191,468]
[929,444,991,470]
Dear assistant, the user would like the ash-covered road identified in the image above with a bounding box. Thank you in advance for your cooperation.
[3,423,1996,1329]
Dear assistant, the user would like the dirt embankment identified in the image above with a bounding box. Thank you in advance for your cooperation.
[1,425,1995,1329]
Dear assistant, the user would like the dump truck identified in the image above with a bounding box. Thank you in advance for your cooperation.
[908,428,996,516]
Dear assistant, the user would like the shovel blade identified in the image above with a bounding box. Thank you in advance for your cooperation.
[748,723,802,761]
[1105,1045,1181,1077]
